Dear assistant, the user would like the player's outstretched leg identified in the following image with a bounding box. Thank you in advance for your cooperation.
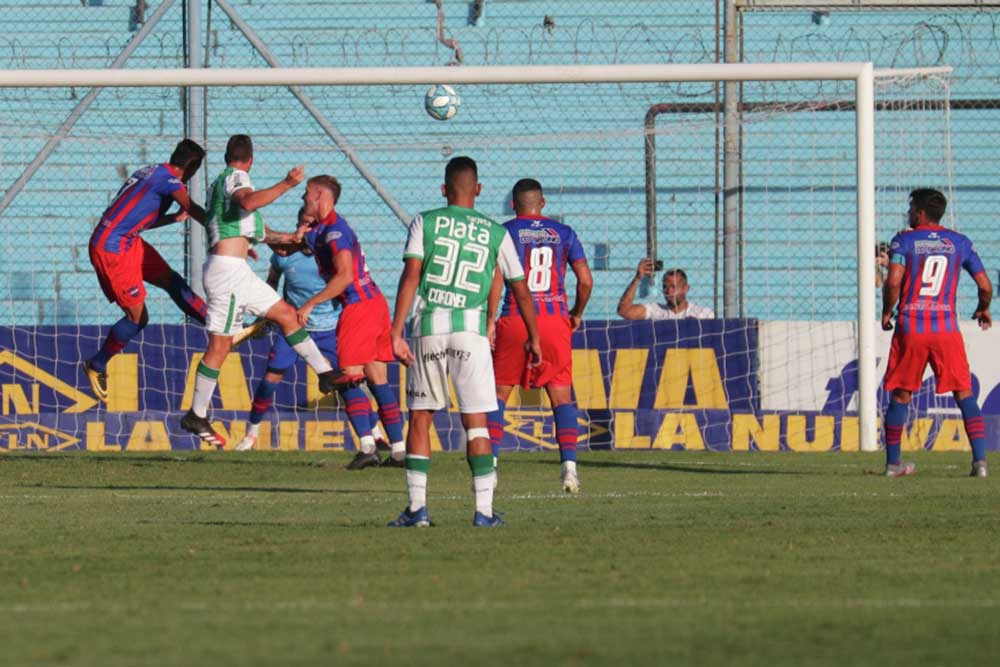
[267,302,361,393]
[162,271,208,324]
[956,393,988,477]
[883,396,914,477]
[553,402,580,494]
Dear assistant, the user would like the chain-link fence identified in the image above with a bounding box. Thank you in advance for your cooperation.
[0,1,997,324]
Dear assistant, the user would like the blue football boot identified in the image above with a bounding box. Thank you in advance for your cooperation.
[472,511,505,528]
[388,506,431,528]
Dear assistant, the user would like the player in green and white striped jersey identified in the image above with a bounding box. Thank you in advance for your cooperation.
[389,156,542,528]
[180,135,354,449]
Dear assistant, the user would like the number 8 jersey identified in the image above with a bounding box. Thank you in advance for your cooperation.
[404,204,525,338]
[889,224,986,334]
[500,214,587,317]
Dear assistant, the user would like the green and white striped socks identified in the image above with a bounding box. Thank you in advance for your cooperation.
[284,328,332,374]
[405,455,430,512]
[191,361,219,417]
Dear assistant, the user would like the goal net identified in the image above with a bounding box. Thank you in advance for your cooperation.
[0,64,951,454]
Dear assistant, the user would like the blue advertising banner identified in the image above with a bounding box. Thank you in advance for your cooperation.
[0,321,994,452]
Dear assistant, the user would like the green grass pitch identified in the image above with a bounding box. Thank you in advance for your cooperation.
[1,450,998,666]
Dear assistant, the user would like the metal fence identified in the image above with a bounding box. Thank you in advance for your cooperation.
[0,1,996,324]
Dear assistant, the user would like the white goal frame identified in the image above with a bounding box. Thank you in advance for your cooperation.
[0,62,879,452]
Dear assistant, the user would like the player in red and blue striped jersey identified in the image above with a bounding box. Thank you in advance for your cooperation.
[881,188,993,478]
[297,175,405,469]
[488,178,593,493]
[84,139,209,402]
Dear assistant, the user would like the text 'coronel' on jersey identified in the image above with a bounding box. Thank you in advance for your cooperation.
[426,287,467,308]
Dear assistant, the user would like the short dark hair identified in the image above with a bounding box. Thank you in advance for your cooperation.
[307,175,341,204]
[909,188,947,222]
[225,134,253,164]
[512,178,542,199]
[663,268,688,284]
[169,139,205,169]
[445,156,477,188]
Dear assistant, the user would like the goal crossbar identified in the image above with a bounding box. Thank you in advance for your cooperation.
[0,62,879,453]
[0,63,873,87]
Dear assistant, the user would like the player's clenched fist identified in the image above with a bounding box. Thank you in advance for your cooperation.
[285,165,305,186]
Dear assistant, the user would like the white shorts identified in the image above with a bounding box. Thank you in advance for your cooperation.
[202,255,281,335]
[407,332,497,414]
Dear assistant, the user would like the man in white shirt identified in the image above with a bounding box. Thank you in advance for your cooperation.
[617,260,715,320]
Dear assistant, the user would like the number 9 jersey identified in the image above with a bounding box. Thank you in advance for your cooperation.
[889,225,985,334]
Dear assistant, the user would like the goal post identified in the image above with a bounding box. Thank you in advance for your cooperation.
[0,62,886,452]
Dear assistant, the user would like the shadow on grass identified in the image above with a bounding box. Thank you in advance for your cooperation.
[1,452,343,468]
[17,483,405,495]
[521,458,808,476]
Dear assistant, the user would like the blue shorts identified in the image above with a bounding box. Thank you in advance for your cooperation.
[268,328,338,373]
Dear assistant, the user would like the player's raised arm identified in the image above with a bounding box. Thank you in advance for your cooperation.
[390,257,422,366]
[232,165,305,212]
[617,258,656,320]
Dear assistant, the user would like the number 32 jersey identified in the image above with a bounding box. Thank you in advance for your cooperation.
[404,204,524,338]
[501,214,586,318]
[889,224,985,334]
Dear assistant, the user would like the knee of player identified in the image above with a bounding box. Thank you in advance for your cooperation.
[267,301,298,329]
[363,361,389,384]
[890,388,913,404]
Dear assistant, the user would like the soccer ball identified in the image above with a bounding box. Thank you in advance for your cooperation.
[424,84,461,121]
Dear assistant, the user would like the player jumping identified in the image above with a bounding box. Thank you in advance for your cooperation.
[488,178,593,493]
[881,188,992,478]
[180,135,354,448]
[85,139,209,402]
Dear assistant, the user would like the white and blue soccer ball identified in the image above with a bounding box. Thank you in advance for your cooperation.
[424,84,461,121]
